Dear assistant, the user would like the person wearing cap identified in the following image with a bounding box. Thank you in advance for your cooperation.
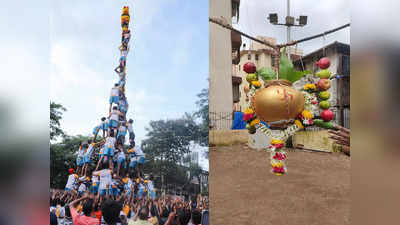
[64,168,78,196]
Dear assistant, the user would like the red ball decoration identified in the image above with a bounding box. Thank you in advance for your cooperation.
[243,62,256,73]
[321,109,334,122]
[316,57,331,69]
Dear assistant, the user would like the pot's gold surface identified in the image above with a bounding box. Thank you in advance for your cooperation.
[252,85,304,122]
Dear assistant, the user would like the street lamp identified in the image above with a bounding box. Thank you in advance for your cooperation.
[267,1,308,43]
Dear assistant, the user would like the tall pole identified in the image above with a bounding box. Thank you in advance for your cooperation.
[287,0,291,42]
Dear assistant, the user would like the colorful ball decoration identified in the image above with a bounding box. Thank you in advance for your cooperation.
[241,55,338,176]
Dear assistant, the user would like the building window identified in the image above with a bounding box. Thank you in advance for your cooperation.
[248,54,251,60]
[255,54,259,60]
[232,0,240,24]
[232,84,240,103]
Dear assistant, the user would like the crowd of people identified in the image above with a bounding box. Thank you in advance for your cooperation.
[50,190,209,225]
[50,6,209,225]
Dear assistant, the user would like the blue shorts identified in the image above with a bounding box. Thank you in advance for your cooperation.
[129,160,137,168]
[90,184,99,194]
[65,187,72,192]
[76,157,84,167]
[119,106,127,113]
[99,189,106,196]
[138,156,145,164]
[149,190,156,199]
[109,188,119,196]
[117,156,126,164]
[92,128,99,135]
[83,154,91,164]
[109,96,119,104]
[78,191,85,196]
[120,56,126,61]
[137,189,145,198]
[117,132,126,139]
[103,147,114,157]
[109,120,118,128]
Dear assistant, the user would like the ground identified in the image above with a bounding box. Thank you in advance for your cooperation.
[209,144,350,225]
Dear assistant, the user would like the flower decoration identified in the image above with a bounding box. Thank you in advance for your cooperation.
[251,80,262,88]
[303,83,316,91]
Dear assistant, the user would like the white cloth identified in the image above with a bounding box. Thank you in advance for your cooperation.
[111,87,119,96]
[105,137,116,149]
[94,169,112,190]
[110,109,120,121]
[78,183,86,193]
[127,123,133,133]
[135,146,143,156]
[65,174,76,189]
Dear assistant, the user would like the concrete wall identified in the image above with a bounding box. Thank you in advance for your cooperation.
[209,0,233,130]
[293,130,336,152]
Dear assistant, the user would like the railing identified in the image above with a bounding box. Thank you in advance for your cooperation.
[209,111,233,130]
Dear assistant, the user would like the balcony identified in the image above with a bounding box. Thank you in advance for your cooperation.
[231,30,242,65]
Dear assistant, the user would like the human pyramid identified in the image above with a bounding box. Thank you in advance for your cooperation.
[62,6,156,203]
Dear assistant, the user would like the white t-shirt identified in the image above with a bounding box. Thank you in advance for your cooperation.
[127,123,133,133]
[58,206,65,218]
[147,180,154,191]
[121,50,128,57]
[105,137,116,149]
[118,151,126,160]
[94,169,112,190]
[111,87,119,96]
[65,174,76,189]
[92,175,99,184]
[124,178,132,190]
[135,146,143,156]
[77,147,85,158]
[85,144,95,157]
[78,183,86,192]
[110,109,120,121]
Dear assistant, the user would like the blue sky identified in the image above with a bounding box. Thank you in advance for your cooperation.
[50,0,209,169]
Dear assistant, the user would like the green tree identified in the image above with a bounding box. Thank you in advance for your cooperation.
[194,88,209,157]
[142,114,199,192]
[50,102,67,141]
[50,135,93,188]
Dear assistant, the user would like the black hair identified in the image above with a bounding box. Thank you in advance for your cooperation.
[65,204,71,217]
[113,106,118,110]
[128,119,133,123]
[114,83,119,87]
[138,206,149,220]
[191,209,202,225]
[110,130,115,137]
[161,206,169,218]
[177,209,186,225]
[101,117,106,121]
[82,199,94,217]
[101,199,122,224]
[83,143,89,149]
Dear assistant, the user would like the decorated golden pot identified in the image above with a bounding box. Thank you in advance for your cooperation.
[252,83,304,123]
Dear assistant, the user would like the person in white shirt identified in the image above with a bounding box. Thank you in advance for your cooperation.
[109,83,120,112]
[99,130,117,170]
[78,182,87,197]
[109,106,121,134]
[90,174,99,195]
[65,168,78,196]
[127,119,136,150]
[76,143,87,175]
[115,145,126,177]
[92,164,112,200]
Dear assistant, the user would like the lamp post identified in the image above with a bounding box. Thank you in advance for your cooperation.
[267,0,308,43]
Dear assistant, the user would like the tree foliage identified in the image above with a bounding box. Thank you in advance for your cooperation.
[50,135,93,188]
[194,88,209,157]
[50,102,67,141]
